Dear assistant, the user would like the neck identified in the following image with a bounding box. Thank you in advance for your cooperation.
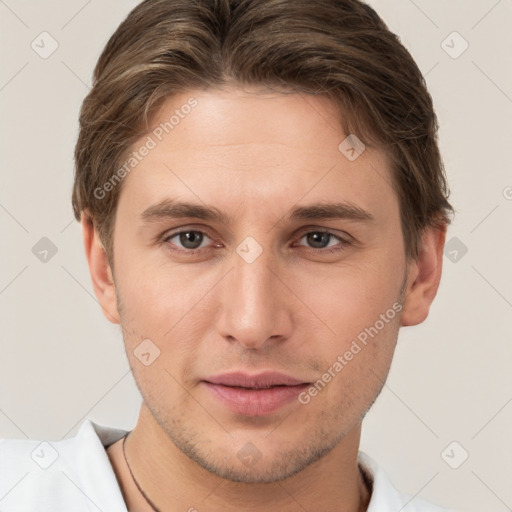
[116,403,370,512]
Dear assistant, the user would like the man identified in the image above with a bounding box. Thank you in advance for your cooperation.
[0,0,456,510]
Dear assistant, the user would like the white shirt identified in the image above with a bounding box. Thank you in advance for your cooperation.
[0,419,450,511]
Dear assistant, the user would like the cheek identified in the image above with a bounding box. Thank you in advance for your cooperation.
[294,259,403,339]
[298,308,400,419]
[114,252,217,374]
[289,255,403,397]
[114,241,189,329]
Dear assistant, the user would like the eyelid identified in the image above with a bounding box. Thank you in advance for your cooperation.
[296,231,342,244]
[161,227,217,248]
[294,226,353,245]
[160,225,353,253]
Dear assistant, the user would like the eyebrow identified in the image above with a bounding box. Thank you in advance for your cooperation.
[139,198,375,225]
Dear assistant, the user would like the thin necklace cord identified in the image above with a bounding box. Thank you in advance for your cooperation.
[122,433,161,512]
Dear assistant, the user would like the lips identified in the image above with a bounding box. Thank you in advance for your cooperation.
[204,371,307,388]
[202,371,310,416]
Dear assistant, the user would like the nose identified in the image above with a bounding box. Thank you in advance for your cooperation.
[215,246,293,350]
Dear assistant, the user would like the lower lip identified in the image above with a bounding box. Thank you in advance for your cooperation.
[203,382,309,416]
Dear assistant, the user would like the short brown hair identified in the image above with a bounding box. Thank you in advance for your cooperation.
[72,0,453,262]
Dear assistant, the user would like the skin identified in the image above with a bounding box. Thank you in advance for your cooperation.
[82,87,446,512]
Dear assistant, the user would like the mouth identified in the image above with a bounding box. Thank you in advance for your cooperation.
[202,371,310,417]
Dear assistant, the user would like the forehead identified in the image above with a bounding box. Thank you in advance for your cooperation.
[117,88,397,222]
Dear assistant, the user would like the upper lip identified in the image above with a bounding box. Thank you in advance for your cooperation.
[204,371,308,389]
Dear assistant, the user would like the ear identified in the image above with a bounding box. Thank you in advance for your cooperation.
[400,224,447,327]
[81,213,120,324]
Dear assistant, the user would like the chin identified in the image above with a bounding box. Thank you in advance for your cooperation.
[174,432,338,484]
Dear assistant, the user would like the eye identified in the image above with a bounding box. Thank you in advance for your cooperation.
[295,230,350,253]
[163,230,214,252]
[161,228,351,256]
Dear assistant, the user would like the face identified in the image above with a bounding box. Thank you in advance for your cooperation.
[96,88,414,483]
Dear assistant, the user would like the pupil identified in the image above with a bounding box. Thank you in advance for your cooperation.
[180,231,202,249]
[308,232,329,248]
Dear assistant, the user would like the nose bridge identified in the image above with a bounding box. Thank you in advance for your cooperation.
[217,240,291,348]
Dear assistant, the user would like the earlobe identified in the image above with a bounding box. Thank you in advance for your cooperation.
[400,224,447,327]
[81,213,121,324]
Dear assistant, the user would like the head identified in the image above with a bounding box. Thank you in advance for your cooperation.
[74,0,453,483]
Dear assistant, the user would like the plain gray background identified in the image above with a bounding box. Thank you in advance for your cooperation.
[1,1,511,510]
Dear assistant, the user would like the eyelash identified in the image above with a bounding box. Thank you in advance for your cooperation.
[161,228,351,256]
